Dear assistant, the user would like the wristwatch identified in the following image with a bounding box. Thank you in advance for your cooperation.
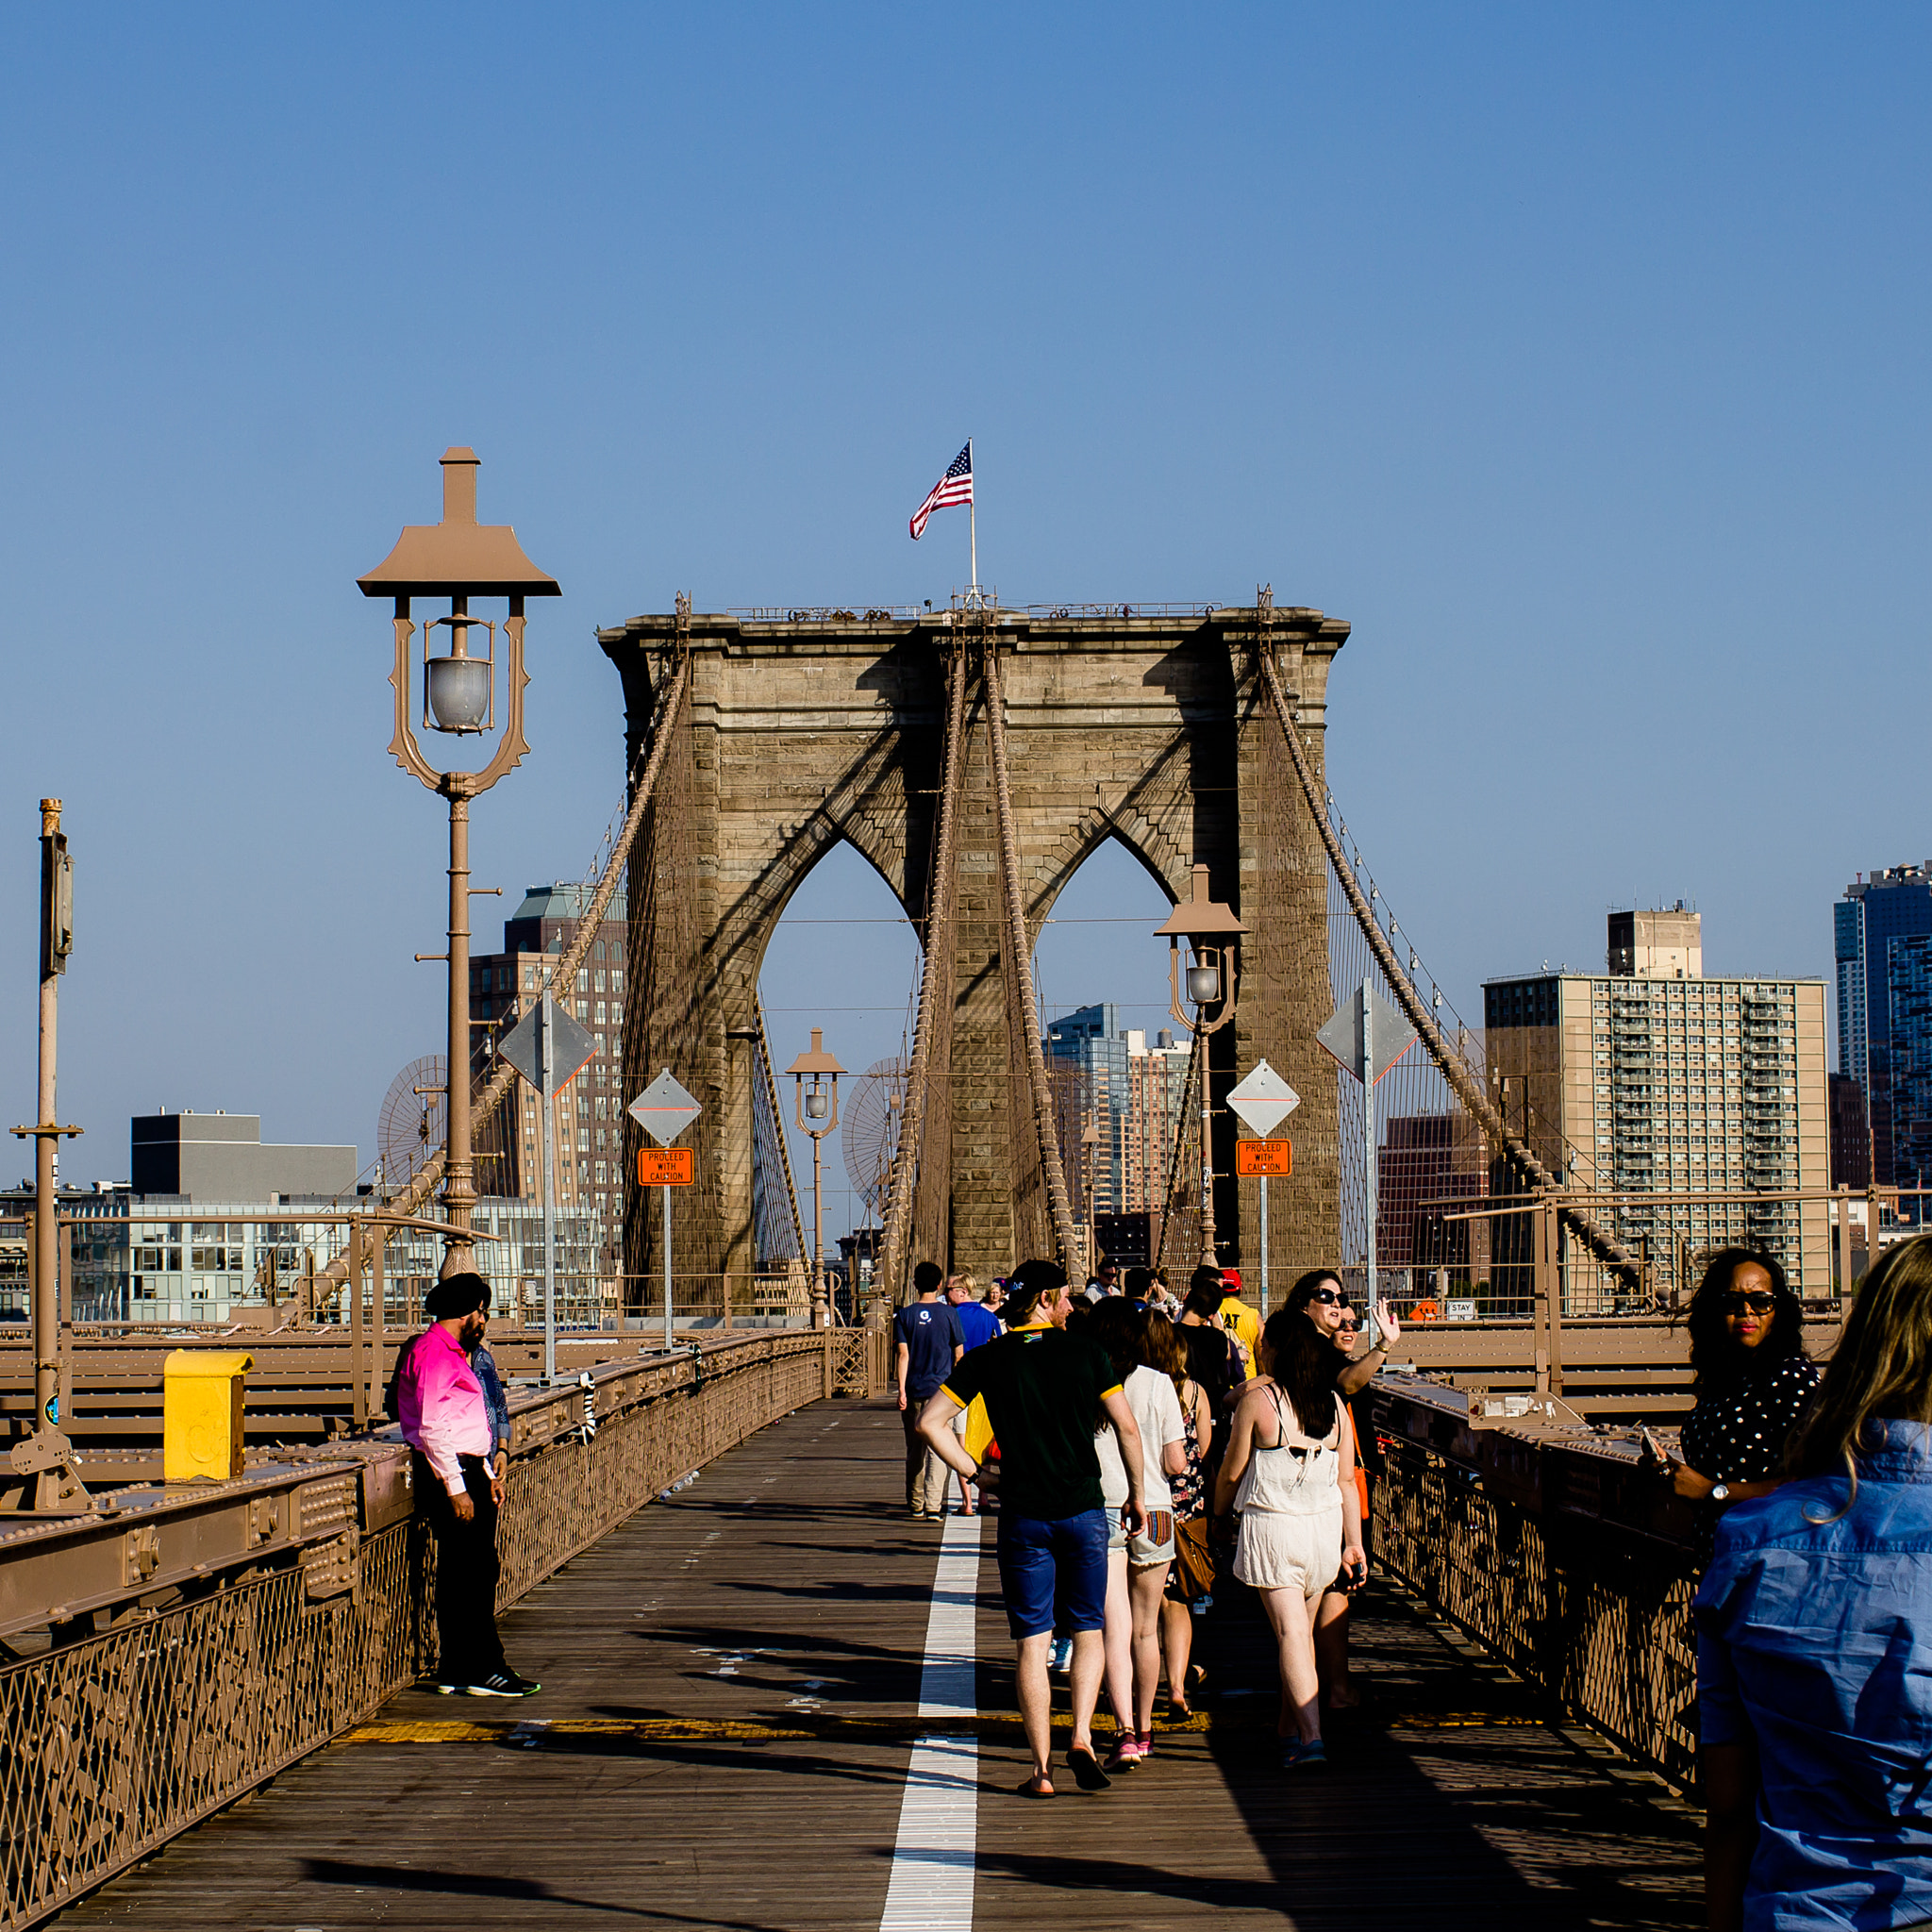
[1709,1482,1731,1504]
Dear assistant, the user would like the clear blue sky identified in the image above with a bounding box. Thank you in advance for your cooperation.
[5,7,1927,1231]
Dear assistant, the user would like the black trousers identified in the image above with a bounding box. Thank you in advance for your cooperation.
[418,1452,507,1685]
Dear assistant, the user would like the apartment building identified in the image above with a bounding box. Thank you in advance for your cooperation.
[1046,1004,1191,1215]
[1483,909,1828,1299]
[1836,863,1932,1189]
[470,883,627,1291]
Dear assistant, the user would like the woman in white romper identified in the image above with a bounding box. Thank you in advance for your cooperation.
[1215,1307,1365,1770]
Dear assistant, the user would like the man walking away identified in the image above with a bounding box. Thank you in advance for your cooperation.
[1218,1266,1260,1374]
[397,1273,539,1697]
[918,1257,1147,1798]
[895,1261,964,1519]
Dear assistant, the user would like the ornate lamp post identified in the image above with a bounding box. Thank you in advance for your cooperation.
[785,1028,844,1328]
[1156,864,1246,1268]
[360,448,558,1268]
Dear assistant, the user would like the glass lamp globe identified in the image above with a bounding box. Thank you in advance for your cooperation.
[1186,960,1223,1005]
[425,655,491,733]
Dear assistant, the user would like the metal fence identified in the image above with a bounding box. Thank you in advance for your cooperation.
[0,1330,841,1930]
[1372,1434,1700,1791]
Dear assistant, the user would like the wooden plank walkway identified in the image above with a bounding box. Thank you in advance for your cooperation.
[54,1399,1703,1931]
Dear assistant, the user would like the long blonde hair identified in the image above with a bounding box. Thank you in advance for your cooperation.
[1786,1233,1932,1506]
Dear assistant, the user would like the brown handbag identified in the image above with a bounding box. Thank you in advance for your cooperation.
[1172,1514,1217,1601]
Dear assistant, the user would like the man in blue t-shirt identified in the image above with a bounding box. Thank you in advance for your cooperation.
[894,1262,964,1519]
[943,1275,1002,1517]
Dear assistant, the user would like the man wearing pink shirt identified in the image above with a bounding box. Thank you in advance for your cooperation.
[397,1273,538,1698]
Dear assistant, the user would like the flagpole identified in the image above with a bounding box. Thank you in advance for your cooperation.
[968,439,977,601]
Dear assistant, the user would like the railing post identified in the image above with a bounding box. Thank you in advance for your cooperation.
[1538,1197,1564,1396]
[349,1219,367,1428]
[822,1328,834,1401]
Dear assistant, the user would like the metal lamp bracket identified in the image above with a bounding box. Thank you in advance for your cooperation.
[389,603,531,798]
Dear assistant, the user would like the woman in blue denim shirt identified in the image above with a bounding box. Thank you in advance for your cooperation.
[469,1320,512,1503]
[1697,1234,1932,1932]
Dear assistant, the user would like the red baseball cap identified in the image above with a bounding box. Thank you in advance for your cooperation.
[1221,1268,1242,1291]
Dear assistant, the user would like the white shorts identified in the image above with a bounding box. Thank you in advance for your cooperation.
[1232,1502,1341,1597]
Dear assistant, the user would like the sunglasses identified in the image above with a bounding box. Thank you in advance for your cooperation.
[1724,1291,1776,1315]
[1309,1289,1352,1307]
[1338,1318,1362,1334]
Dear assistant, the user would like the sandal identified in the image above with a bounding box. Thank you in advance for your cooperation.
[1065,1742,1112,1790]
[1166,1696,1193,1725]
[1016,1773,1056,1799]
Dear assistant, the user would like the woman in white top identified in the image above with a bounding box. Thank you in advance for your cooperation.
[1084,1298,1186,1770]
[1215,1307,1365,1771]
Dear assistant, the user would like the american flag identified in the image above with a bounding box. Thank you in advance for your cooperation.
[909,441,973,541]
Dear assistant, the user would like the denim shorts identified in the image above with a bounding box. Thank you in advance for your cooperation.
[996,1507,1108,1640]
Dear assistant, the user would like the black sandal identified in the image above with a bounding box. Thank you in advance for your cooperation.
[1066,1743,1112,1791]
[1016,1773,1056,1799]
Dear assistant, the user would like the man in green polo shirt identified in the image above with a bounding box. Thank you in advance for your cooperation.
[918,1257,1146,1798]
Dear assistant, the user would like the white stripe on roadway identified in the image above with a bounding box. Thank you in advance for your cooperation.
[879,1508,983,1932]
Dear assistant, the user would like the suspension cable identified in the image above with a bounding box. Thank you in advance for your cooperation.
[878,634,968,1305]
[1253,629,1636,1282]
[983,632,1082,1274]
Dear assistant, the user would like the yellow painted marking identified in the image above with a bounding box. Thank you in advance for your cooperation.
[340,1705,1541,1746]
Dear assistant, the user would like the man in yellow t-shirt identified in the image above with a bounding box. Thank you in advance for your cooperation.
[1218,1266,1259,1373]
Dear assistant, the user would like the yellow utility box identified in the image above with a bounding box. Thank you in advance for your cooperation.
[163,1350,254,1482]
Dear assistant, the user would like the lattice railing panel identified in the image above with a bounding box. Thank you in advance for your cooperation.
[1372,1441,1699,1790]
[0,1333,829,1932]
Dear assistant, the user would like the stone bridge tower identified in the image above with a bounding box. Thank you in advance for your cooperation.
[597,602,1349,1310]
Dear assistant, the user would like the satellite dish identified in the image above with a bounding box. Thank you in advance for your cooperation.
[378,1056,447,1194]
[842,1057,908,1215]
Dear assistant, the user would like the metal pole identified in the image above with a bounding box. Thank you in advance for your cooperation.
[1198,1056,1217,1268]
[812,1132,824,1328]
[444,784,475,1264]
[33,802,61,1436]
[661,1181,673,1349]
[1362,980,1377,1328]
[1259,1173,1270,1307]
[968,439,976,596]
[540,991,557,1384]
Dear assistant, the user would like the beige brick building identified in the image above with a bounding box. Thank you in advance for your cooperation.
[1483,910,1828,1300]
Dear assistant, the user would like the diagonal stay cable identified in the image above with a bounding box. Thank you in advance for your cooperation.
[313,652,694,1301]
[1254,635,1636,1283]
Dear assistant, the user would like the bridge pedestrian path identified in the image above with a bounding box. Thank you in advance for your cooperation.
[54,1400,1702,1930]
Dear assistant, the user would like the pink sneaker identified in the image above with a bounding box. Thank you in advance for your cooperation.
[1105,1735,1148,1771]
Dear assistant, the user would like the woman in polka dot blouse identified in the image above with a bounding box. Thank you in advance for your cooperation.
[1671,1247,1819,1564]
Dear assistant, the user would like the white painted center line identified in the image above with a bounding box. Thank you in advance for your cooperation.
[879,1509,982,1932]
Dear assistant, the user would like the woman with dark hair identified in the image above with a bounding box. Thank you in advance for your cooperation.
[1086,1297,1186,1769]
[1215,1306,1365,1770]
[1283,1267,1401,1398]
[1697,1233,1932,1932]
[1669,1247,1818,1563]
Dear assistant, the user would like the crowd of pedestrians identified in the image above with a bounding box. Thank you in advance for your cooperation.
[914,1252,1394,1790]
[391,1217,1932,1924]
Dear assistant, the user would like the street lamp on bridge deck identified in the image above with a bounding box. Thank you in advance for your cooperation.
[359,447,558,1269]
[785,1028,844,1329]
[1157,864,1246,1269]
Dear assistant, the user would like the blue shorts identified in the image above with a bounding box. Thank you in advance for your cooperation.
[996,1508,1109,1640]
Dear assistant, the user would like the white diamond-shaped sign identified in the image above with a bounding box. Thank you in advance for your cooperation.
[1318,983,1419,1087]
[628,1068,702,1146]
[496,996,598,1095]
[1227,1059,1301,1137]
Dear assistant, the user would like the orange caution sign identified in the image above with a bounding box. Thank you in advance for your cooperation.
[1235,1138,1293,1178]
[637,1146,696,1188]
